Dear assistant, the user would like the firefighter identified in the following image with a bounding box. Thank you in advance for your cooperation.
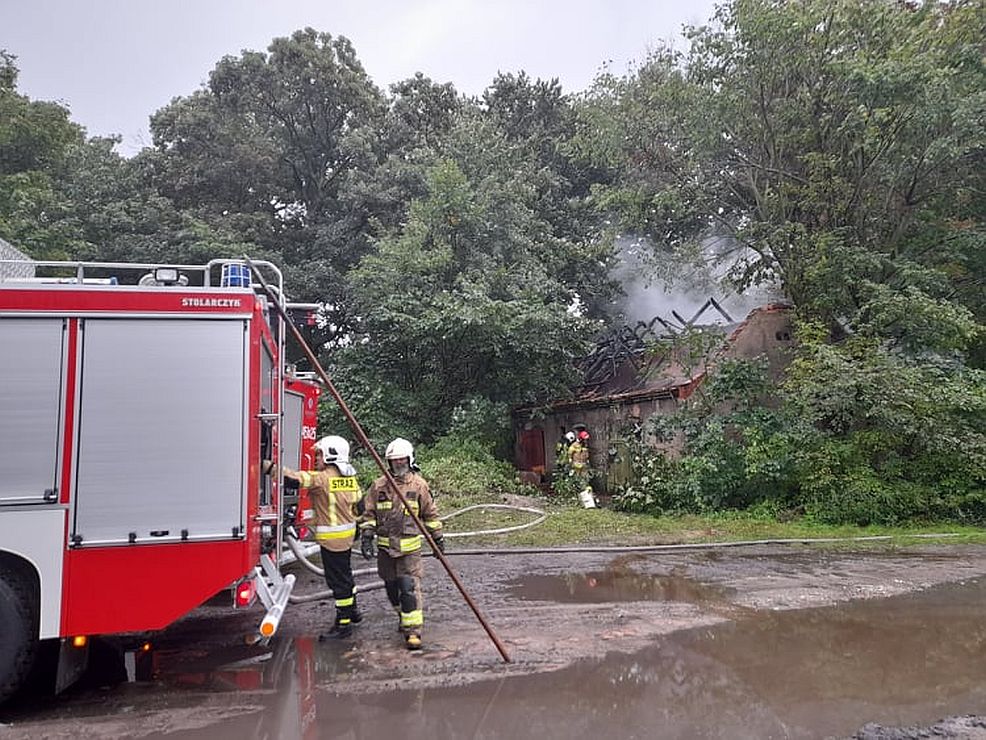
[555,431,576,470]
[568,430,591,476]
[283,435,363,639]
[359,437,444,651]
[568,430,594,503]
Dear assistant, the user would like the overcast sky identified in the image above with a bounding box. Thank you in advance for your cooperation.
[2,0,718,155]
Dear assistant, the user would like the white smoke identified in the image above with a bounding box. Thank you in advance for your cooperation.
[611,234,782,327]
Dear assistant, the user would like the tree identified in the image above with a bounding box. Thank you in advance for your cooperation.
[149,29,389,337]
[336,140,597,442]
[483,72,618,317]
[0,51,86,259]
[586,0,986,351]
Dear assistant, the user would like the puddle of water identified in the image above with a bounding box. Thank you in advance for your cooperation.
[505,570,735,606]
[319,579,986,740]
[159,577,986,740]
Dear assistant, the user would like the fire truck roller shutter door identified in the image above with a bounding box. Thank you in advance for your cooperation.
[0,318,65,506]
[72,319,248,545]
[282,391,304,471]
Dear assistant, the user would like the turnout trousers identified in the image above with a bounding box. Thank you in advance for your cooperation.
[319,547,359,628]
[377,550,424,637]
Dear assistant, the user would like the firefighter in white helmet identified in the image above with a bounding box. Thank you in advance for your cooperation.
[284,435,363,639]
[359,437,443,651]
[555,430,577,470]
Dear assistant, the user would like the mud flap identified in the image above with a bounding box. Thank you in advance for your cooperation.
[55,637,88,695]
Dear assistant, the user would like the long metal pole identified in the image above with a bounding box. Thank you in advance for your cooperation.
[245,257,512,664]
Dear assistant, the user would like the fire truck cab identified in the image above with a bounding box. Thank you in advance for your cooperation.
[0,257,310,703]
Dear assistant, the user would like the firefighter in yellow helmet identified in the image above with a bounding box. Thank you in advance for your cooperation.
[283,435,363,639]
[359,437,443,651]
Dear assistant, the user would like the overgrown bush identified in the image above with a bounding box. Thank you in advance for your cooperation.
[348,432,533,506]
[613,358,801,515]
[613,336,986,525]
[415,435,527,502]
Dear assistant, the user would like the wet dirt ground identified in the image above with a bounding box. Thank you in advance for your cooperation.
[4,544,986,738]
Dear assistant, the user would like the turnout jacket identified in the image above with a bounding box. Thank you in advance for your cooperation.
[360,472,441,557]
[568,442,590,471]
[296,462,362,553]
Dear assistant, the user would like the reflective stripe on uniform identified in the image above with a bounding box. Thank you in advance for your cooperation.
[376,535,421,552]
[425,520,442,530]
[298,471,314,488]
[375,499,418,513]
[336,596,354,607]
[316,523,356,540]
[400,609,423,627]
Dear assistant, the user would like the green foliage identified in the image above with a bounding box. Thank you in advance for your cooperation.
[416,435,525,502]
[614,330,986,525]
[590,0,986,527]
[584,0,986,339]
[339,152,598,442]
[615,359,800,515]
[0,52,88,259]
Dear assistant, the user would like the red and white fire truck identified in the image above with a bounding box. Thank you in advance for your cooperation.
[0,257,320,702]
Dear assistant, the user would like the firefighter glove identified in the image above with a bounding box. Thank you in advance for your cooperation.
[360,530,376,560]
[432,533,446,554]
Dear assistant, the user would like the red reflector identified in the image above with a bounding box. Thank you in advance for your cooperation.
[235,579,256,608]
[297,526,310,540]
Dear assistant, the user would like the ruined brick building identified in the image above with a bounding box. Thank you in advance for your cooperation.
[512,301,795,492]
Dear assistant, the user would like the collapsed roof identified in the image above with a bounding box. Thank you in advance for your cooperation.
[517,300,793,413]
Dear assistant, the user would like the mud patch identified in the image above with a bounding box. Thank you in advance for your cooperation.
[505,570,734,605]
[853,715,986,739]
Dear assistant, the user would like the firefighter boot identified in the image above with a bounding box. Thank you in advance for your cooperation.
[321,607,355,640]
[350,596,363,625]
[405,633,422,651]
[322,619,353,640]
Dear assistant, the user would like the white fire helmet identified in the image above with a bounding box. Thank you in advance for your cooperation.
[385,437,415,464]
[313,435,350,466]
[565,431,576,443]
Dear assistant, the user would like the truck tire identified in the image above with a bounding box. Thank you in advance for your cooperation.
[0,571,38,704]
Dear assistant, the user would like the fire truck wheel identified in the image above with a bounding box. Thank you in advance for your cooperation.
[0,571,38,704]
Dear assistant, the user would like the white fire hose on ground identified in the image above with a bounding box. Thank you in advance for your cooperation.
[284,503,548,604]
[282,502,963,605]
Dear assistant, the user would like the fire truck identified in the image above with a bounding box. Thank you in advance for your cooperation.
[0,257,320,703]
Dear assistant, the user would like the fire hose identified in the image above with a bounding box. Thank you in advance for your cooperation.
[283,503,549,603]
[283,505,960,603]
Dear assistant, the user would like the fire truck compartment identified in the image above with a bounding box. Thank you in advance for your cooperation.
[0,318,66,506]
[71,318,248,546]
[281,390,304,470]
